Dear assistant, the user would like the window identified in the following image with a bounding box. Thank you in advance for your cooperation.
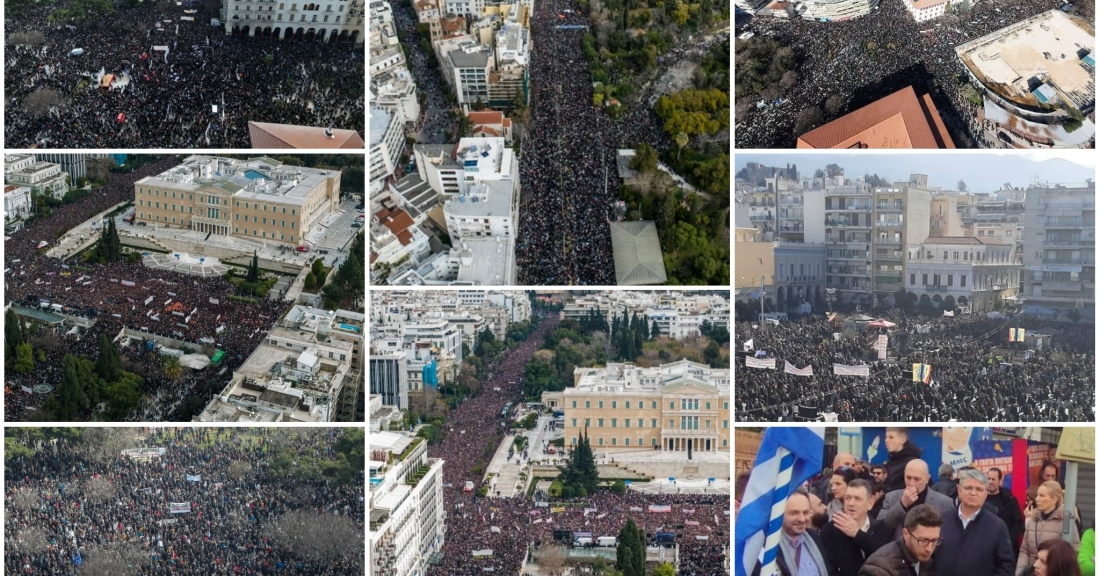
[668,401,674,409]
[651,401,657,409]
[571,418,577,427]
[572,401,577,408]
[723,420,729,429]
[624,419,629,428]
[638,419,643,428]
[598,438,604,446]
[584,418,590,427]
[911,273,916,285]
[651,419,657,428]
[961,276,967,288]
[652,438,658,446]
[598,419,603,427]
[611,419,617,428]
[611,401,617,409]
[624,438,629,446]
[598,401,603,409]
[922,273,928,286]
[585,400,590,409]
[724,402,729,410]
[705,402,711,410]
[668,419,674,428]
[947,275,953,287]
[572,438,578,445]
[625,401,631,409]
[611,438,617,446]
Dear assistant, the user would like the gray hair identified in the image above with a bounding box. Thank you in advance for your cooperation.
[956,468,988,487]
[938,463,955,478]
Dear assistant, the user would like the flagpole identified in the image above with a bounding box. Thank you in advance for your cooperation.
[758,447,795,576]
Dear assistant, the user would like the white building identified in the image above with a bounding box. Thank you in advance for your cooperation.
[370,352,410,409]
[4,185,32,223]
[372,68,421,126]
[415,137,517,197]
[371,205,433,275]
[369,106,406,194]
[414,0,442,41]
[795,0,879,21]
[436,36,492,107]
[904,237,1020,312]
[905,0,948,22]
[369,432,446,576]
[220,0,362,42]
[443,0,484,16]
[5,154,70,200]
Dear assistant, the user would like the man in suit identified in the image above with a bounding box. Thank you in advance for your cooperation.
[820,479,890,576]
[879,459,955,536]
[753,489,828,576]
[934,468,1015,576]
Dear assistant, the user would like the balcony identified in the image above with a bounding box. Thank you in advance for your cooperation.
[826,220,871,228]
[1045,219,1093,228]
[875,221,902,228]
[749,215,773,221]
[749,202,775,207]
[1044,239,1095,247]
[1043,259,1095,266]
[875,238,902,246]
[783,276,820,284]
[875,204,904,212]
[778,226,805,232]
[1037,281,1083,292]
[829,269,870,276]
[779,199,804,206]
[827,188,871,196]
[826,205,872,212]
[925,285,951,292]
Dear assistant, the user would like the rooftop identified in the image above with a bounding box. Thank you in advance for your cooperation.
[609,221,668,285]
[247,122,364,149]
[443,179,514,218]
[956,10,1095,111]
[375,207,416,245]
[370,107,397,147]
[137,155,339,206]
[796,86,955,149]
[455,237,516,285]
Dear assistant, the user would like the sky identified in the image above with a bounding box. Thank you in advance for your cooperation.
[735,152,1096,193]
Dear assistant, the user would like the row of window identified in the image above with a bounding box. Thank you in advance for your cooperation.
[570,417,730,429]
[570,437,730,447]
[912,250,1011,262]
[570,399,730,411]
[137,189,298,215]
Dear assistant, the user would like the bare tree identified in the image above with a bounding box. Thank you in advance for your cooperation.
[779,71,799,91]
[268,511,363,562]
[83,476,117,503]
[81,428,146,463]
[825,94,848,116]
[14,526,49,554]
[538,545,567,576]
[7,31,45,45]
[794,107,823,135]
[81,543,149,576]
[10,488,40,512]
[24,88,61,118]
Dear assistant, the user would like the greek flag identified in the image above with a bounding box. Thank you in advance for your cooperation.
[1009,328,1025,342]
[735,428,825,576]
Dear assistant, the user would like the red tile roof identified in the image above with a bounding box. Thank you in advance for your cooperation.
[247,122,365,149]
[374,207,416,246]
[796,86,956,149]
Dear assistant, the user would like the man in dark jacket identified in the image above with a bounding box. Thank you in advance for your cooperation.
[859,505,942,576]
[821,479,890,576]
[934,468,1015,576]
[883,428,921,494]
[752,490,828,576]
[879,459,956,536]
[985,467,1025,556]
[931,464,958,500]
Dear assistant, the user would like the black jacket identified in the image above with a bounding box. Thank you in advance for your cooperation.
[884,441,921,494]
[931,479,958,500]
[935,506,1015,576]
[859,539,935,576]
[821,517,890,576]
[986,490,1025,555]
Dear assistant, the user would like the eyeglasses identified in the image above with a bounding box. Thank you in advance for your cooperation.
[905,531,943,548]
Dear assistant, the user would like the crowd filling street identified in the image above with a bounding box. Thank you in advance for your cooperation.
[735,311,1095,422]
[735,0,1071,148]
[5,428,364,575]
[425,315,730,575]
[516,0,670,285]
[5,0,364,148]
[5,157,296,422]
[737,429,1089,576]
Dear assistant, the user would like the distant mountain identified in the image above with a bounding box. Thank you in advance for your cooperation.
[734,154,1094,192]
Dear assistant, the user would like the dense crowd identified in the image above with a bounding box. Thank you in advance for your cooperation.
[736,0,1070,148]
[5,157,295,422]
[516,0,670,285]
[5,428,364,575]
[5,0,364,148]
[737,428,1090,576]
[425,315,729,575]
[735,311,1095,422]
[389,0,453,145]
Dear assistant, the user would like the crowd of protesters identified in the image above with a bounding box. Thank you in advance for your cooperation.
[736,427,1092,576]
[5,428,364,575]
[424,314,729,575]
[736,0,1071,148]
[735,310,1095,422]
[5,0,364,148]
[5,157,296,422]
[516,0,670,285]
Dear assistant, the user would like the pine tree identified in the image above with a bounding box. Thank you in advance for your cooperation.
[5,308,25,361]
[53,354,90,420]
[651,320,661,337]
[617,519,646,576]
[247,252,259,283]
[95,334,121,383]
[640,316,650,339]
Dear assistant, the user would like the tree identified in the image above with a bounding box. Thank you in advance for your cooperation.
[779,70,799,90]
[6,308,26,362]
[794,107,823,135]
[14,342,35,375]
[80,543,148,576]
[616,518,646,576]
[674,131,689,162]
[247,251,259,283]
[557,429,599,493]
[651,320,661,337]
[163,355,183,381]
[629,143,658,174]
[653,563,676,576]
[704,340,722,367]
[538,545,566,576]
[50,354,90,420]
[825,94,847,115]
[83,476,117,503]
[305,272,317,289]
[95,335,121,383]
[611,479,626,494]
[957,179,967,192]
[23,87,61,118]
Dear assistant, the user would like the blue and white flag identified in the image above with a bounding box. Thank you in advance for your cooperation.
[186,474,201,482]
[735,428,825,576]
[72,551,82,566]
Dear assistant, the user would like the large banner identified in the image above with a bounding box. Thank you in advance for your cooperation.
[745,357,775,369]
[783,361,813,377]
[833,364,869,377]
[169,502,191,514]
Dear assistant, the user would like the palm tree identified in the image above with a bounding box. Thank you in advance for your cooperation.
[163,356,183,381]
[674,131,689,162]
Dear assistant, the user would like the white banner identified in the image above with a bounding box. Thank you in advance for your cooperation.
[783,361,813,377]
[742,339,753,352]
[745,357,775,369]
[208,297,220,305]
[472,550,493,557]
[121,280,136,287]
[169,502,191,514]
[145,296,154,305]
[833,363,870,377]
[21,385,33,393]
[185,474,201,482]
[944,310,954,316]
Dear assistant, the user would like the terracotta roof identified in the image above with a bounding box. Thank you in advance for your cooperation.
[796,86,956,149]
[467,110,504,124]
[910,0,947,8]
[924,236,1006,245]
[474,126,502,137]
[375,207,416,246]
[502,118,512,128]
[5,185,21,193]
[247,122,365,149]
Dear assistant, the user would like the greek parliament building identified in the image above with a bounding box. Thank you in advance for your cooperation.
[134,156,341,244]
[540,360,731,455]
